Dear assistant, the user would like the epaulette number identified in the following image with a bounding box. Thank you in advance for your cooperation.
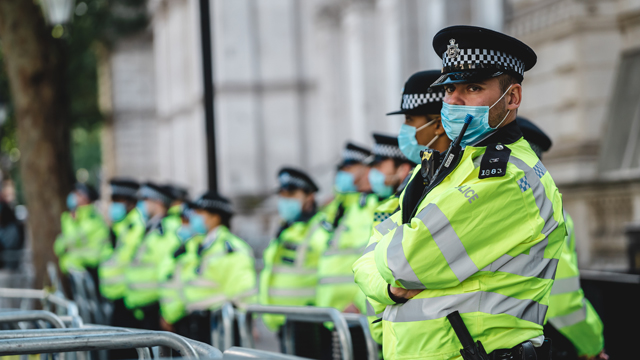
[478,144,511,179]
[480,168,503,177]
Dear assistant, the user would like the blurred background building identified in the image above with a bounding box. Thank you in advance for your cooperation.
[98,0,640,270]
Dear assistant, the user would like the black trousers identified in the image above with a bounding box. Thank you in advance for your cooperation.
[544,323,577,360]
[175,311,212,344]
[109,298,140,360]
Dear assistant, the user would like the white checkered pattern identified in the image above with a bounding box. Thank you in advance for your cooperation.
[111,184,138,198]
[401,91,445,110]
[373,144,406,160]
[533,161,547,179]
[279,173,315,192]
[442,48,525,77]
[342,149,369,163]
[518,176,531,192]
[195,198,233,214]
[139,186,172,205]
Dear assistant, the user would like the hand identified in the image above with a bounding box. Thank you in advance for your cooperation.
[159,318,175,332]
[343,303,361,314]
[390,286,422,300]
[579,350,609,360]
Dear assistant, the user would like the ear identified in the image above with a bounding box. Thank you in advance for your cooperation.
[506,84,522,110]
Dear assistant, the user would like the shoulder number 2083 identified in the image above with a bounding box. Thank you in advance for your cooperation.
[481,168,502,176]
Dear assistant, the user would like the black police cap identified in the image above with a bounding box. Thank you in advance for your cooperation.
[278,167,319,193]
[167,184,189,202]
[516,116,552,155]
[339,142,371,169]
[431,25,537,86]
[372,133,411,164]
[139,182,174,207]
[192,192,233,216]
[387,70,445,116]
[75,183,99,202]
[109,178,140,200]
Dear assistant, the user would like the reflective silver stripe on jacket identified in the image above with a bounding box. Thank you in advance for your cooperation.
[375,217,398,236]
[187,278,220,288]
[268,288,316,298]
[481,157,559,279]
[417,203,479,283]
[323,247,366,256]
[271,266,316,275]
[233,288,258,301]
[549,300,587,328]
[383,291,547,325]
[186,294,228,312]
[318,275,354,285]
[100,275,126,285]
[362,242,377,255]
[129,281,158,290]
[550,276,581,295]
[387,225,424,289]
[366,300,383,319]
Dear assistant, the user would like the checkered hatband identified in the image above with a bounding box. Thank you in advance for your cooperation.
[401,91,444,110]
[111,184,138,198]
[195,198,233,214]
[373,144,406,160]
[342,149,369,163]
[139,186,172,206]
[442,48,525,77]
[279,173,314,192]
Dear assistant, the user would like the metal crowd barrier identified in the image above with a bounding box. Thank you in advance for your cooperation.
[223,347,310,360]
[0,331,201,358]
[342,313,379,360]
[211,302,236,351]
[68,270,108,325]
[0,286,80,318]
[238,305,353,360]
[0,310,66,328]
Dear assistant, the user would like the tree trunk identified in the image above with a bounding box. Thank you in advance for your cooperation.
[0,1,73,290]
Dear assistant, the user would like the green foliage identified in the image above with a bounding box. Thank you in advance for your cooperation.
[0,0,148,199]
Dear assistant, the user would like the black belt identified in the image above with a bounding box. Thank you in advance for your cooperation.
[490,339,552,360]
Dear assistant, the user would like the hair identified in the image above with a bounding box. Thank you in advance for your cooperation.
[393,158,414,168]
[499,74,521,93]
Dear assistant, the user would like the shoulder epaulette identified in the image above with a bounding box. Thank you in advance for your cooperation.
[479,143,511,179]
[224,240,235,253]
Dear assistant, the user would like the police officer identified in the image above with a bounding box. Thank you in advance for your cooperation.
[54,183,111,290]
[107,179,140,246]
[167,185,189,217]
[368,133,416,200]
[259,167,329,357]
[365,70,449,344]
[517,117,608,360]
[124,182,181,330]
[353,25,566,359]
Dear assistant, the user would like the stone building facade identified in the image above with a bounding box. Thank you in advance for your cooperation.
[102,0,640,268]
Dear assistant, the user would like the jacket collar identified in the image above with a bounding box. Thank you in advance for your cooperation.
[473,120,523,147]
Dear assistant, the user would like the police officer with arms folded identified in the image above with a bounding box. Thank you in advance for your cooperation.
[353,25,566,360]
[516,117,608,360]
[259,167,329,357]
[364,70,450,345]
[54,183,111,290]
[124,182,182,330]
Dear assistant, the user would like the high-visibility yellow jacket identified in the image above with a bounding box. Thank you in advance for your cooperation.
[158,232,200,324]
[365,193,403,344]
[182,225,257,313]
[54,204,111,274]
[259,212,330,330]
[547,212,604,357]
[124,214,182,311]
[99,208,146,300]
[316,193,378,313]
[354,125,566,360]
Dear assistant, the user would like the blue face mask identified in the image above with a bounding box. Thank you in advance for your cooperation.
[334,171,357,193]
[189,213,209,235]
[278,197,303,223]
[109,202,127,223]
[66,193,78,211]
[397,121,439,164]
[177,225,196,241]
[369,168,394,198]
[440,85,512,148]
[136,200,149,222]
